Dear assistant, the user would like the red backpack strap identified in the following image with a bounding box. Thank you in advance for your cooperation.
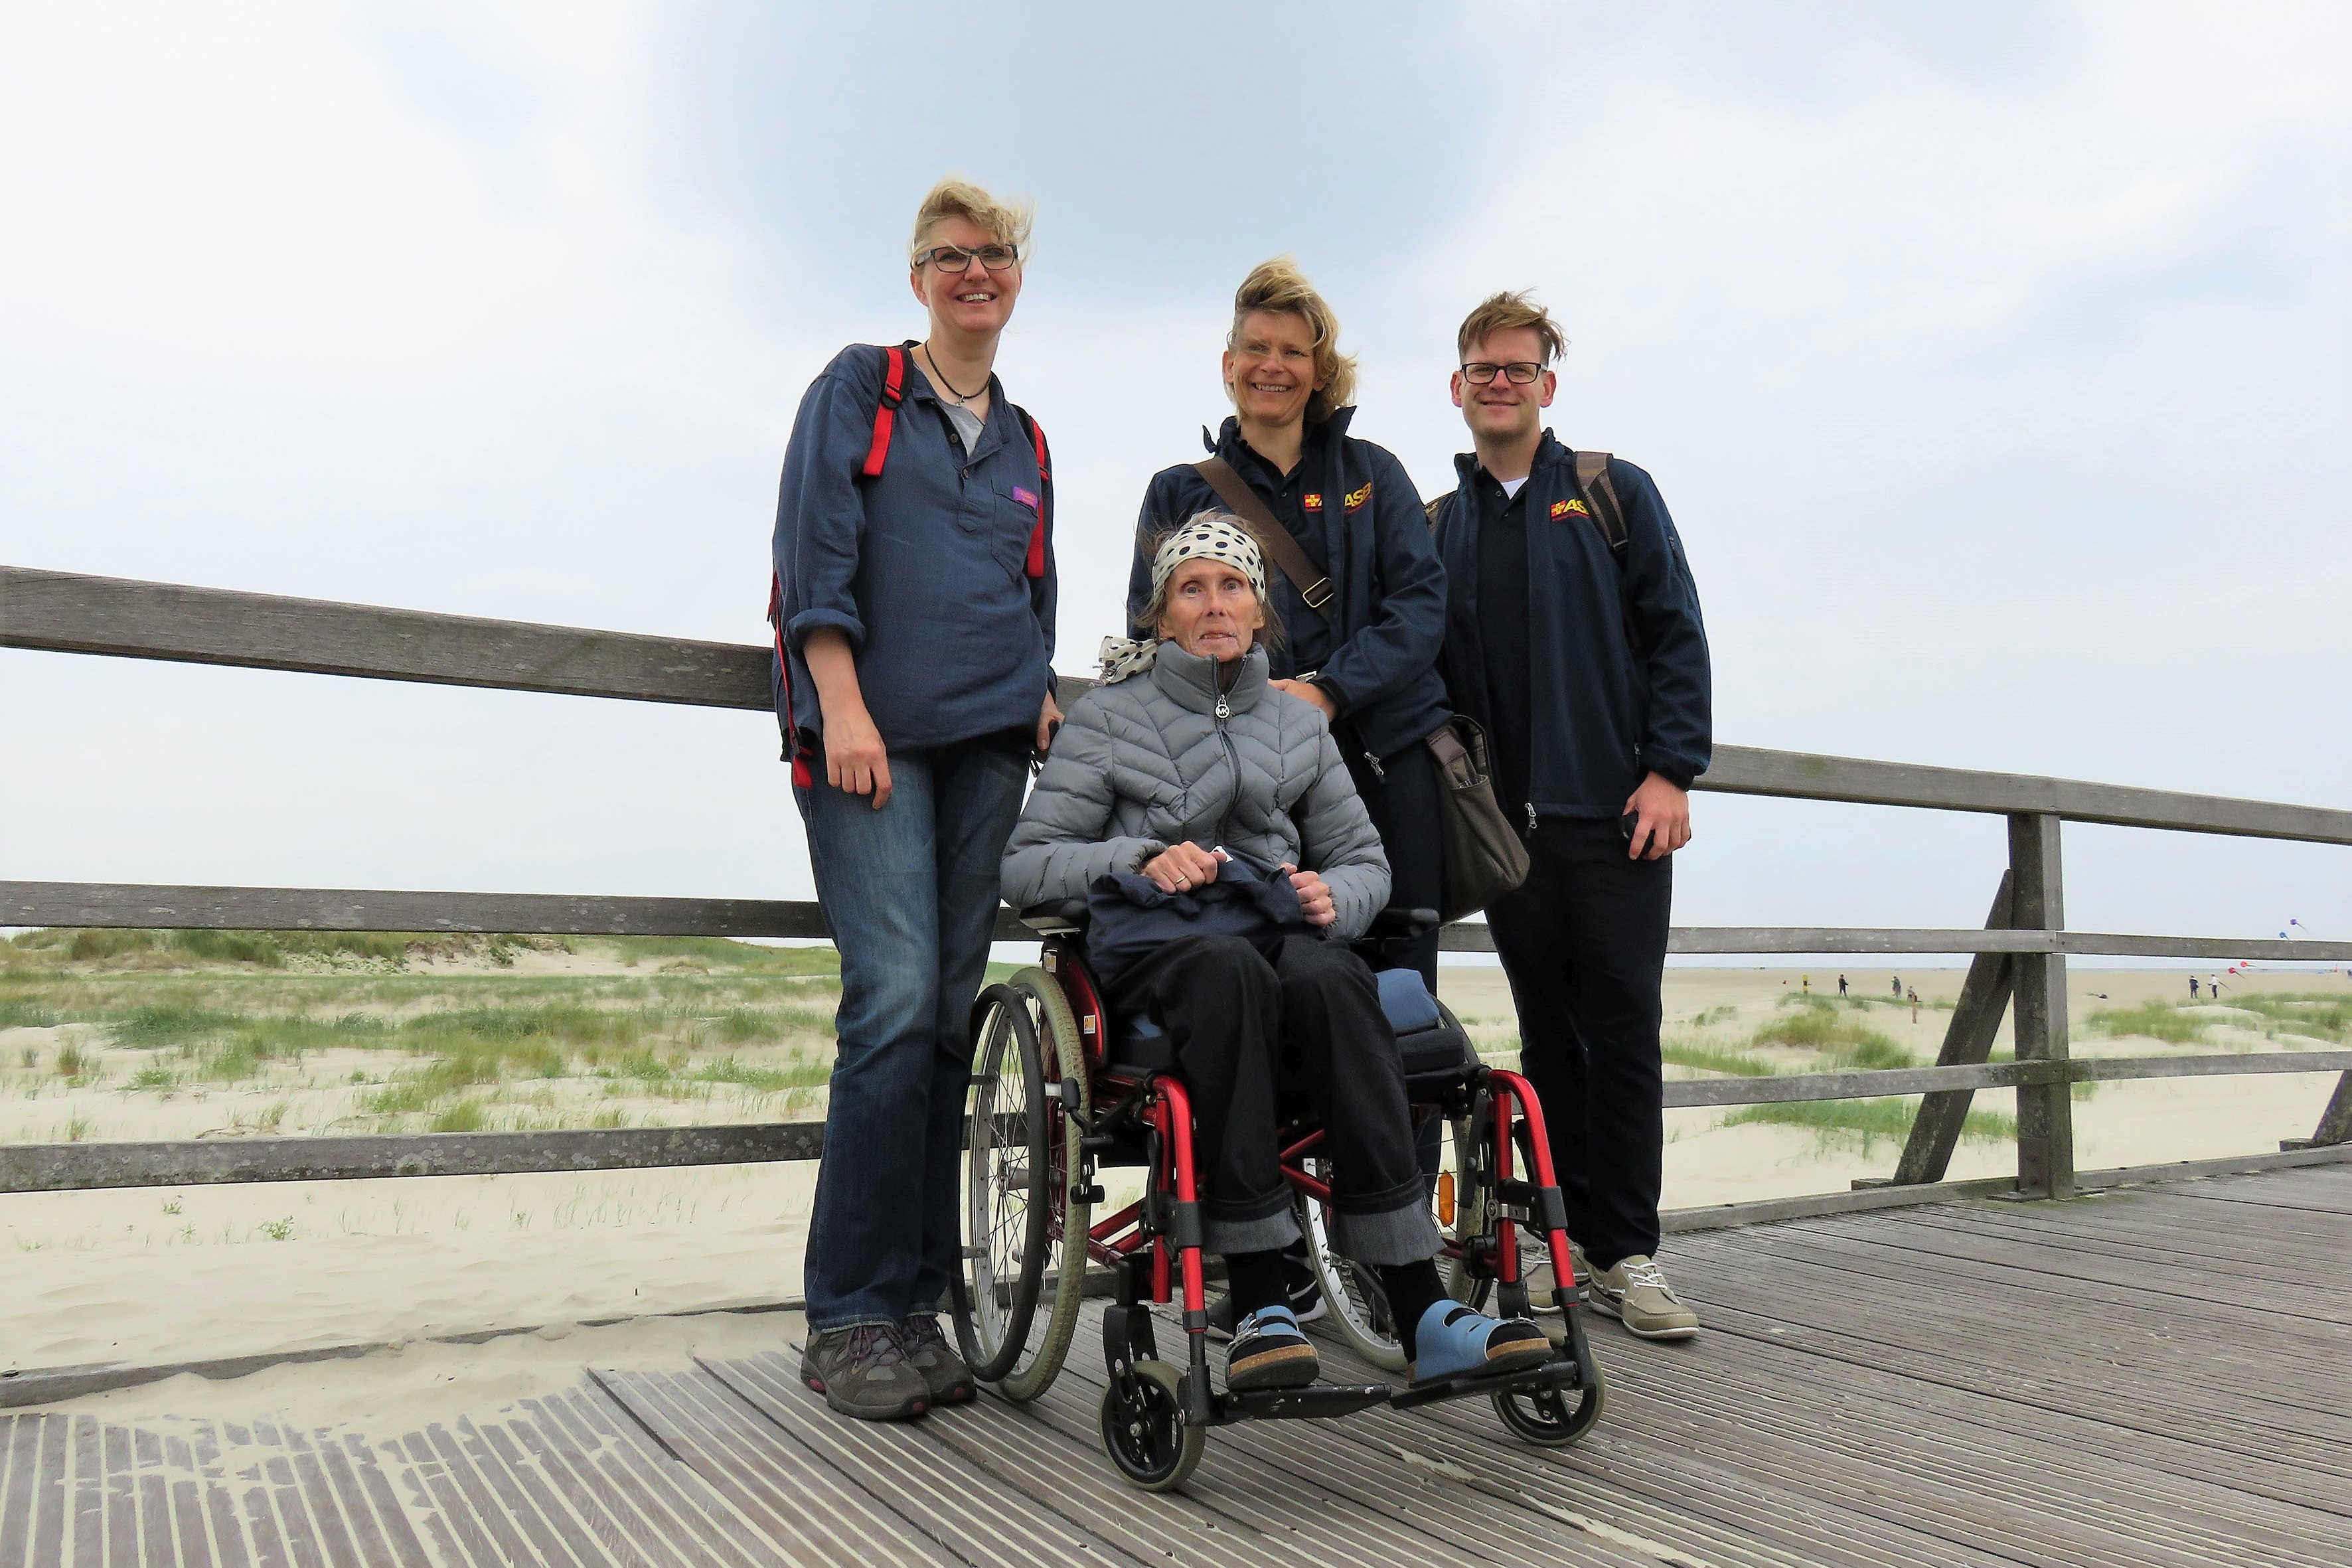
[861,345,907,479]
[1019,408,1051,580]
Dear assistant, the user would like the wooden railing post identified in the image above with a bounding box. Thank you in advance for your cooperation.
[2008,813,2076,1198]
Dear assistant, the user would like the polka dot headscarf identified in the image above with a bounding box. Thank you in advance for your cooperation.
[1150,515,1267,605]
[1096,513,1270,684]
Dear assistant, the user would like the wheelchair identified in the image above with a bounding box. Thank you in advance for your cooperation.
[949,901,1605,1491]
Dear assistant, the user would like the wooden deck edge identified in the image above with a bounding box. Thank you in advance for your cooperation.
[0,1296,804,1411]
[1670,1142,2352,1233]
[1661,1175,2019,1232]
[2065,1141,2352,1191]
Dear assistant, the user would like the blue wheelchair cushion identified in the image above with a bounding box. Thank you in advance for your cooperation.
[1409,1302,1554,1385]
[1375,969,1443,1034]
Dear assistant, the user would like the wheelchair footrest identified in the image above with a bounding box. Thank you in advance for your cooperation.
[1212,1382,1391,1424]
[1390,1354,1587,1411]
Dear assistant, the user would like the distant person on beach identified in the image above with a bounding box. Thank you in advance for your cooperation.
[768,179,1060,1423]
[1129,258,1448,1325]
[1908,986,1921,1022]
[1802,975,1811,995]
[1430,291,1713,1340]
[2189,976,2200,1000]
[1893,976,1903,998]
[1838,974,1849,997]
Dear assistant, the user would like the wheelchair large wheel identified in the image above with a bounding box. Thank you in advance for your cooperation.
[994,967,1091,1404]
[1494,1366,1606,1447]
[1297,1113,1476,1375]
[953,983,1050,1382]
[1098,1360,1204,1491]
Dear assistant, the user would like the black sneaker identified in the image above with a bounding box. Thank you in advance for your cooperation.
[900,1316,975,1406]
[1205,1247,1324,1342]
[799,1325,929,1421]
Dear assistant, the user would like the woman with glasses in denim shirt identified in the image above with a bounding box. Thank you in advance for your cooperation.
[770,179,1061,1423]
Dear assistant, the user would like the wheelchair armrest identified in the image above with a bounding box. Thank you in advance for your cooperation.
[1367,906,1441,941]
[1020,899,1091,935]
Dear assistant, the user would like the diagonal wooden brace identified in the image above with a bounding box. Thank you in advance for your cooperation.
[1888,872,2017,1186]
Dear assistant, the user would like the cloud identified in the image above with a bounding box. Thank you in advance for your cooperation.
[2,1,2345,950]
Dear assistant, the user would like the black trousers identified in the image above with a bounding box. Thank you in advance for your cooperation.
[1484,819,1673,1270]
[1105,931,1439,1266]
[1344,738,1443,991]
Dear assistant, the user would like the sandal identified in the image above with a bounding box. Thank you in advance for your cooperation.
[1226,1304,1320,1391]
[1409,1302,1552,1385]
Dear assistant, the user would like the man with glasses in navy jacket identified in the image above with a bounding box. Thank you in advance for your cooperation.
[1429,291,1713,1340]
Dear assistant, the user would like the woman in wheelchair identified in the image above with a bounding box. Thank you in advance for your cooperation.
[1000,515,1550,1393]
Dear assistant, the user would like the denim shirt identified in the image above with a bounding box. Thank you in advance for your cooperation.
[771,344,1057,753]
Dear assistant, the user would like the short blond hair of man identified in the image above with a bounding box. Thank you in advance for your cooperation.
[908,178,1034,264]
[1455,289,1568,364]
[1228,258,1359,425]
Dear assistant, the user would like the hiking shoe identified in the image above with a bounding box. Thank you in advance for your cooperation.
[901,1315,975,1407]
[1520,1237,1592,1314]
[1204,1247,1324,1342]
[1408,1302,1553,1385]
[799,1325,929,1421]
[1226,1305,1320,1392]
[1587,1254,1699,1340]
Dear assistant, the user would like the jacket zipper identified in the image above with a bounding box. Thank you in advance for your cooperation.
[1212,692,1241,846]
[1525,802,1539,839]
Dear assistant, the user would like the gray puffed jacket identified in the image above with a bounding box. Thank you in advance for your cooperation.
[1000,642,1393,939]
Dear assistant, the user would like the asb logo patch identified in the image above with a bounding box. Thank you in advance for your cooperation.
[1342,482,1373,513]
[1550,497,1589,520]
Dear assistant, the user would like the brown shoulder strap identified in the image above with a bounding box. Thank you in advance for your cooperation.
[1423,489,1455,526]
[1573,451,1628,560]
[1194,457,1334,619]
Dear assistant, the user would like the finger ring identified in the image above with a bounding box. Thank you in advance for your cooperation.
[1174,877,1188,888]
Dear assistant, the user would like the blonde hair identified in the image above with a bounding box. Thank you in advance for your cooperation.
[908,178,1034,264]
[1227,258,1358,425]
[1455,289,1567,364]
[1133,514,1287,649]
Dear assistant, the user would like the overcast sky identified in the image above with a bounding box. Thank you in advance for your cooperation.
[3,1,2347,962]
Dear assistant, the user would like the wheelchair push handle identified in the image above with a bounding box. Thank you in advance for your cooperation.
[1365,905,1441,941]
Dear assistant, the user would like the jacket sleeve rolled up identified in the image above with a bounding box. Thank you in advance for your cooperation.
[1293,725,1392,939]
[1000,699,1168,909]
[1614,461,1713,789]
[773,352,880,655]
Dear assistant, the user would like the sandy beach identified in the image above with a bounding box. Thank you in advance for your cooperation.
[3,933,2343,1428]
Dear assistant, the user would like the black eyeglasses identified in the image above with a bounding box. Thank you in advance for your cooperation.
[915,243,1020,273]
[1460,360,1545,385]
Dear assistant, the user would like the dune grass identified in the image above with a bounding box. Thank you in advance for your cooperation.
[1662,1040,1776,1077]
[1725,1097,2017,1154]
[1749,1002,1919,1067]
[2219,992,2352,1042]
[2082,1000,2211,1046]
[1,929,846,1134]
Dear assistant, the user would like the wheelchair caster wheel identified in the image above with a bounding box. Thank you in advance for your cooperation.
[1493,1368,1605,1447]
[1099,1360,1204,1492]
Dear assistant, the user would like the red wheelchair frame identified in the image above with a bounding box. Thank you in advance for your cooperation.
[951,923,1606,1491]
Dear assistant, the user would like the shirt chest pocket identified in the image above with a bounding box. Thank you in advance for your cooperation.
[985,485,1042,582]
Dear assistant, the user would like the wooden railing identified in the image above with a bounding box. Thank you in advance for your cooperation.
[5,564,2349,1225]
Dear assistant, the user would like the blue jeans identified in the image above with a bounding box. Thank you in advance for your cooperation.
[795,736,1029,1332]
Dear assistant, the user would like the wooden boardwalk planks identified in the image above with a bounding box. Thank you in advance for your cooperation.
[0,1165,2344,1565]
